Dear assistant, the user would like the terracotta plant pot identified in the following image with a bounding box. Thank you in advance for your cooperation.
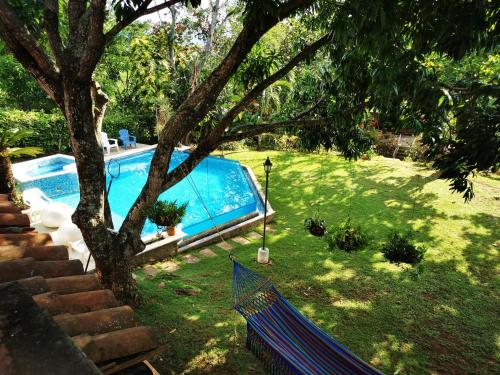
[167,226,176,236]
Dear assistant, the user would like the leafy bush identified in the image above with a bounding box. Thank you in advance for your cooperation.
[373,130,397,157]
[0,110,157,154]
[218,141,246,152]
[0,110,69,153]
[147,200,188,229]
[246,133,301,151]
[102,112,156,144]
[325,216,367,251]
[406,137,429,162]
[381,232,426,265]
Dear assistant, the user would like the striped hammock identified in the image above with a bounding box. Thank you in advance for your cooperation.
[232,260,383,375]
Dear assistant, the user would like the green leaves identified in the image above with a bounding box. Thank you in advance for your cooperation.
[7,146,42,158]
[147,200,188,228]
[0,127,42,158]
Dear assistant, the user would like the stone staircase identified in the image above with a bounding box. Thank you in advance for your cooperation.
[0,194,162,374]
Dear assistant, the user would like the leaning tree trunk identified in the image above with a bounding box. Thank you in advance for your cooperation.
[0,152,15,196]
[63,79,142,304]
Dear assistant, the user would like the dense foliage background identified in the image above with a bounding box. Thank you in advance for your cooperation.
[0,0,498,198]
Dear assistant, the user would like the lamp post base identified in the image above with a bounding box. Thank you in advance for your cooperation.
[257,247,269,264]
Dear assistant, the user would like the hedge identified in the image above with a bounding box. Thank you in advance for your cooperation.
[102,112,156,145]
[0,109,157,153]
[0,110,69,153]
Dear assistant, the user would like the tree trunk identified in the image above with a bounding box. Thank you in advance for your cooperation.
[63,79,141,304]
[0,152,15,196]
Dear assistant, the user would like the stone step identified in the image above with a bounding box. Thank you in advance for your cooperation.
[0,257,36,283]
[34,289,120,315]
[199,248,217,257]
[0,202,22,214]
[0,213,30,228]
[54,305,136,337]
[0,276,49,295]
[0,258,84,282]
[246,231,262,240]
[73,326,159,364]
[0,227,36,234]
[181,254,200,264]
[0,233,53,247]
[46,274,101,295]
[0,194,9,201]
[215,241,233,251]
[0,245,69,261]
[232,236,251,245]
[33,259,84,279]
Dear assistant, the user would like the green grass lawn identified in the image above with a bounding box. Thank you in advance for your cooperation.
[136,150,499,375]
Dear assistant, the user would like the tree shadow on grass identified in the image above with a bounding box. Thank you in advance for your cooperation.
[135,152,498,375]
[280,256,499,375]
[265,152,444,246]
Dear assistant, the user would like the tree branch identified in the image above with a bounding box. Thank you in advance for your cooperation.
[68,0,87,42]
[161,116,332,191]
[119,0,317,233]
[159,0,318,146]
[223,34,330,127]
[196,33,331,148]
[293,96,327,119]
[44,0,64,67]
[77,0,107,79]
[104,0,183,44]
[0,1,63,105]
[185,0,317,118]
[221,118,332,143]
[0,0,59,79]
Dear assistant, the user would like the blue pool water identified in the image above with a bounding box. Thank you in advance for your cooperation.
[26,157,74,178]
[22,149,263,237]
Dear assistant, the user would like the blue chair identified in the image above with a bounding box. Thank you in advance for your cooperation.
[118,129,137,149]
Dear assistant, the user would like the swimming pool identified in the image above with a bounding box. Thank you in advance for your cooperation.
[13,154,76,182]
[17,149,264,237]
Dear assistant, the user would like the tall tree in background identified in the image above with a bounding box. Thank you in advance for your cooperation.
[0,0,496,302]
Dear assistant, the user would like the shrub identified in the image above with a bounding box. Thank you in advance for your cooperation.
[325,216,367,252]
[102,112,156,144]
[373,130,397,157]
[246,133,301,151]
[147,200,188,229]
[381,232,426,265]
[218,141,246,152]
[406,137,429,162]
[0,110,157,154]
[0,110,69,153]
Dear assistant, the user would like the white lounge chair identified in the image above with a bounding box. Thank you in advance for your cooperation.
[22,188,52,223]
[101,132,119,154]
[22,188,73,227]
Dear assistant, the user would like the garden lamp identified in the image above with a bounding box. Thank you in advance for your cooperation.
[258,157,273,264]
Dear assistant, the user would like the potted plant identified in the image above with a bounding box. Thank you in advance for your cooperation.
[304,209,326,237]
[147,200,188,236]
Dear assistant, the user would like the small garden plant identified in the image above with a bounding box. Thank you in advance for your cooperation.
[304,209,326,237]
[381,231,426,265]
[147,200,188,236]
[325,216,367,251]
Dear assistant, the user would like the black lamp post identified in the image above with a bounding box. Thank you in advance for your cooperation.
[261,157,272,254]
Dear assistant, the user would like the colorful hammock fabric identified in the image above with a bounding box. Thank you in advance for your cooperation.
[232,260,383,375]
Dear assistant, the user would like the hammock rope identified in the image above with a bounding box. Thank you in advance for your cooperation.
[232,260,384,375]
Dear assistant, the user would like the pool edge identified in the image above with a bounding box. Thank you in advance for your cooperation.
[135,163,274,264]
